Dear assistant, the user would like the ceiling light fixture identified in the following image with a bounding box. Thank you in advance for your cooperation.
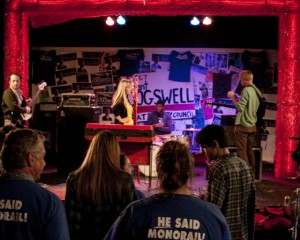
[203,16,212,25]
[116,16,126,25]
[105,17,115,26]
[190,17,200,26]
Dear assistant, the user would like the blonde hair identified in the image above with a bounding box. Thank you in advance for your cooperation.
[111,78,132,108]
[240,70,253,82]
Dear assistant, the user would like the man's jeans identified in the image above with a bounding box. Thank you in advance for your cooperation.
[234,125,257,171]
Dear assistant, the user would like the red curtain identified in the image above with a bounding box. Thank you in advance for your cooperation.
[3,0,300,178]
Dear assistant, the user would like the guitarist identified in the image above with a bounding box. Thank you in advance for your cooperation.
[1,72,32,127]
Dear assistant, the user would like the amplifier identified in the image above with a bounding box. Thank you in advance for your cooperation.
[62,93,96,108]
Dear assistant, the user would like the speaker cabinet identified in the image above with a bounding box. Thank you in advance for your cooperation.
[30,103,58,166]
[56,107,101,176]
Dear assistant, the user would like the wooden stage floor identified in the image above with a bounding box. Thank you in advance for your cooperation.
[39,163,300,209]
[38,163,299,239]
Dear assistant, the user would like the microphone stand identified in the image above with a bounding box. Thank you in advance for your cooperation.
[132,76,139,125]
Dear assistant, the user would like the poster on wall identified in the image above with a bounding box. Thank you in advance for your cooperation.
[90,72,113,88]
[135,70,195,124]
[99,106,115,124]
[205,53,228,69]
[95,91,113,107]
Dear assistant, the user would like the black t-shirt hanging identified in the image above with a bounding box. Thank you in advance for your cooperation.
[31,50,57,85]
[117,49,144,77]
[242,50,268,88]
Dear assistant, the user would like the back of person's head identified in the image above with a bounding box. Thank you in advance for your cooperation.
[80,130,120,172]
[76,130,124,204]
[240,70,253,82]
[0,128,45,171]
[196,124,228,148]
[156,140,194,192]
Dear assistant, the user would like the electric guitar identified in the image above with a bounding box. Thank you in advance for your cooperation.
[20,81,47,121]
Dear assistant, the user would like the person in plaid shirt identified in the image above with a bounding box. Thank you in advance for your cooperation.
[197,124,256,240]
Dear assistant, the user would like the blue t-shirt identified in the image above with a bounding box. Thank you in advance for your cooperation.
[104,193,231,240]
[0,174,70,240]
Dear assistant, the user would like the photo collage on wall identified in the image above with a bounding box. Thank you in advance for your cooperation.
[31,50,120,122]
[32,47,278,162]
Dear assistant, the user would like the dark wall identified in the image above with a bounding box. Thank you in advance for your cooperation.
[30,16,278,49]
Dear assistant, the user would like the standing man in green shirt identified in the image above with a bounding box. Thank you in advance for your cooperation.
[227,70,262,172]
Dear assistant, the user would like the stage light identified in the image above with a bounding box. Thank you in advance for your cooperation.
[106,17,115,26]
[190,17,200,26]
[116,16,126,25]
[203,16,212,25]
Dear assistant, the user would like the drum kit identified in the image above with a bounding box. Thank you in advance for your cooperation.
[160,134,190,148]
[138,133,191,177]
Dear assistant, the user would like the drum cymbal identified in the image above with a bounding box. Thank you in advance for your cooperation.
[183,128,201,132]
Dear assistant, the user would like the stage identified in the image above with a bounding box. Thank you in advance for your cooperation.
[38,162,297,239]
[39,163,300,209]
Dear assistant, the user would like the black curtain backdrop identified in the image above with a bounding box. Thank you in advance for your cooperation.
[30,16,278,49]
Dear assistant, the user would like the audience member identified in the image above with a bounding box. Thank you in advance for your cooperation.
[111,78,134,125]
[0,128,70,240]
[196,124,255,240]
[1,72,32,127]
[104,140,231,240]
[120,153,145,199]
[227,70,262,171]
[147,100,172,135]
[64,130,137,240]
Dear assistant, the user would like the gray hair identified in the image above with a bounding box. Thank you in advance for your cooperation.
[0,129,45,170]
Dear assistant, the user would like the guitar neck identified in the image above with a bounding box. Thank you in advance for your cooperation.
[28,89,42,107]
